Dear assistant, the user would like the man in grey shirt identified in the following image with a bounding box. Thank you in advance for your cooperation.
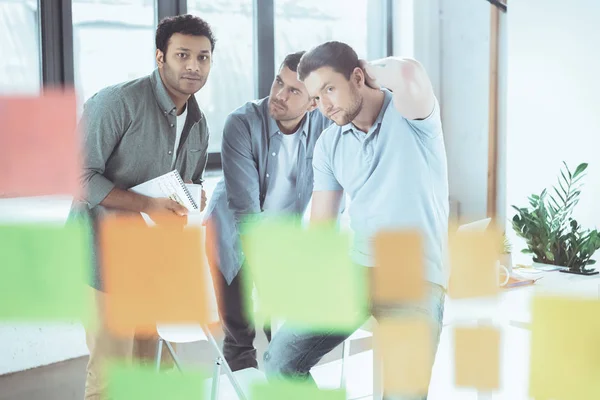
[203,51,332,371]
[69,15,214,400]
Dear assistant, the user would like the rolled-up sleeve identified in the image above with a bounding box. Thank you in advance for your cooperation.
[79,91,126,207]
[221,114,261,227]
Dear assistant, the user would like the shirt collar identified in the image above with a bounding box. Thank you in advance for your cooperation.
[150,68,203,123]
[341,89,393,135]
[267,99,311,138]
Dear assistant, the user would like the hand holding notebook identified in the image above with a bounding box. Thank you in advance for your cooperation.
[129,170,200,225]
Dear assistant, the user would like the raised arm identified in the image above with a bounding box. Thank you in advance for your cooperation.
[361,57,436,120]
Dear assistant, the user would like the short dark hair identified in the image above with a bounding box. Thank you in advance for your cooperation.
[155,15,216,55]
[279,51,306,73]
[298,41,359,81]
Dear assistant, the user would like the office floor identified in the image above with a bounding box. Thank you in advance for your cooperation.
[0,326,373,400]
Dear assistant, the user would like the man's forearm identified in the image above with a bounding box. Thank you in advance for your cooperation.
[99,187,152,213]
[365,57,416,92]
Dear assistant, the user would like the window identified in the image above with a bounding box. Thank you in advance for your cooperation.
[274,0,385,67]
[0,0,41,94]
[71,0,156,110]
[188,0,255,153]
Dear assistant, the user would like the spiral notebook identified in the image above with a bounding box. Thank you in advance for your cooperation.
[130,170,198,212]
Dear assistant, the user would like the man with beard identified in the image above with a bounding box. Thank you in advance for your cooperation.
[263,41,449,400]
[203,51,332,372]
[69,15,213,400]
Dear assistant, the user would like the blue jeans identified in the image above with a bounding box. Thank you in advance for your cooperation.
[263,280,446,400]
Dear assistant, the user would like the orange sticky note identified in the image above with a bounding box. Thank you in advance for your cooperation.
[447,229,501,299]
[0,89,80,197]
[376,318,433,397]
[99,216,209,336]
[454,326,501,390]
[374,230,425,302]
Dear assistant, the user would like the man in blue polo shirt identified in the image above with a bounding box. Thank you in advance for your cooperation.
[263,41,449,400]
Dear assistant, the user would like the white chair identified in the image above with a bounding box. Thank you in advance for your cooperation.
[155,323,265,400]
[154,223,266,400]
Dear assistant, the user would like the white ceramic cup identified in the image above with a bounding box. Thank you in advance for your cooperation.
[497,261,510,287]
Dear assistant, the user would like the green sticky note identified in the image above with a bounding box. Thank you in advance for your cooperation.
[529,295,600,400]
[108,364,207,400]
[251,380,346,400]
[242,217,368,331]
[0,221,92,322]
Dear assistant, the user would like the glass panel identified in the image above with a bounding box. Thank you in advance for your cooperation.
[0,0,41,94]
[275,0,376,65]
[72,0,156,110]
[188,0,254,153]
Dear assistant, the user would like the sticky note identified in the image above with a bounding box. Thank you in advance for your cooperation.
[250,380,346,400]
[107,364,206,400]
[447,229,501,299]
[242,217,368,332]
[375,318,433,397]
[0,89,80,198]
[0,221,92,321]
[529,296,600,400]
[454,326,501,390]
[373,230,425,302]
[99,216,209,336]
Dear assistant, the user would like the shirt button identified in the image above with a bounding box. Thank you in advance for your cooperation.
[272,152,276,156]
[266,174,270,178]
[168,151,172,155]
[170,124,174,127]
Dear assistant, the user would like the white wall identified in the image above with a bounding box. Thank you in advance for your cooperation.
[506,0,600,262]
[440,0,492,223]
[407,0,494,223]
[0,197,88,375]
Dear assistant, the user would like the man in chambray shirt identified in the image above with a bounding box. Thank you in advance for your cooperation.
[263,41,449,400]
[203,51,332,371]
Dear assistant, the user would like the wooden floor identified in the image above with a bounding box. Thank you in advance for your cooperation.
[0,328,371,400]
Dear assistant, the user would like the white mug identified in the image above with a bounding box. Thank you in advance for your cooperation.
[497,261,510,287]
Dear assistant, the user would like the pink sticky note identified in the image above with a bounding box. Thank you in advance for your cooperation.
[0,89,80,197]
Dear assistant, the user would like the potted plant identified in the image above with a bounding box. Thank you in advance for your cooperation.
[499,232,513,273]
[511,162,600,275]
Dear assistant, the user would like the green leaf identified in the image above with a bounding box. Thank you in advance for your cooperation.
[573,163,588,178]
[563,161,572,179]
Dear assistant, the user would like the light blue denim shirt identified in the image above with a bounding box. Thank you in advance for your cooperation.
[204,98,332,284]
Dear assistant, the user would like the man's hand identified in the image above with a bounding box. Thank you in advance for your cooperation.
[200,189,207,212]
[358,59,381,90]
[145,197,188,226]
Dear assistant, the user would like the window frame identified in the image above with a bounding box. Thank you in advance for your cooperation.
[38,0,394,170]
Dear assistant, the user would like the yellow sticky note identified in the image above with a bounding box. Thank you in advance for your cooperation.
[529,296,600,400]
[454,326,501,390]
[448,229,501,299]
[373,230,425,302]
[376,318,433,397]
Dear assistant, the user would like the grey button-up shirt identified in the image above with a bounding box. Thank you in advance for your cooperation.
[69,68,209,289]
[203,98,331,284]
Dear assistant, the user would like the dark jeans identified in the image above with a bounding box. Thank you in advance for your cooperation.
[209,262,271,371]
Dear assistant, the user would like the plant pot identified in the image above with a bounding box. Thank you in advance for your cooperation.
[560,268,599,276]
[532,262,599,275]
[532,262,568,272]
